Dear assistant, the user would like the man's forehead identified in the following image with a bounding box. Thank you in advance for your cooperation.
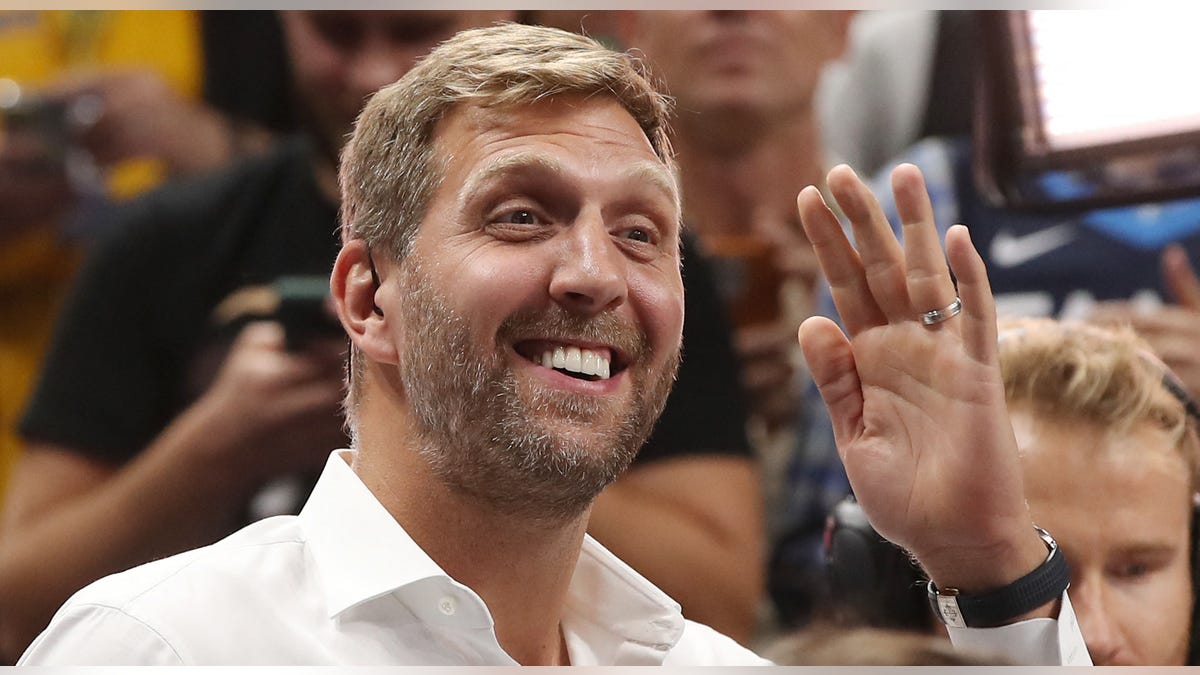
[461,151,677,197]
[434,99,680,201]
[437,97,656,148]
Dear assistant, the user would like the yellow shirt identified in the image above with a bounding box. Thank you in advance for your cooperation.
[0,10,202,502]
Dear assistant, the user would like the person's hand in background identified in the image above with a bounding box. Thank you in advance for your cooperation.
[1090,244,1200,400]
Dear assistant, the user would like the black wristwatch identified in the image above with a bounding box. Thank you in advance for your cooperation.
[927,526,1070,628]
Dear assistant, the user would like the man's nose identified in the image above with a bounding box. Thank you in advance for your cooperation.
[549,214,627,315]
[1072,578,1124,665]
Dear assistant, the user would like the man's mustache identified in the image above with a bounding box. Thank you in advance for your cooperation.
[497,307,651,362]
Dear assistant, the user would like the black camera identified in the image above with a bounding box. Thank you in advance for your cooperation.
[0,93,73,171]
[208,276,343,352]
[273,276,344,351]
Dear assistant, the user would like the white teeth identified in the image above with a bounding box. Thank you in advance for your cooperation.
[537,346,613,380]
[564,346,582,372]
[581,350,598,376]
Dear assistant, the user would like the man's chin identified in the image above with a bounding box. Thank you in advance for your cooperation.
[526,406,643,453]
[433,429,633,524]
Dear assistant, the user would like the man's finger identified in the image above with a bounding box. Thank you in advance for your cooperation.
[827,165,911,322]
[1163,244,1200,309]
[893,165,958,328]
[798,316,862,454]
[945,225,998,365]
[797,185,886,335]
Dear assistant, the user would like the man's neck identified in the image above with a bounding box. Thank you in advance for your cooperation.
[674,106,825,237]
[353,415,586,666]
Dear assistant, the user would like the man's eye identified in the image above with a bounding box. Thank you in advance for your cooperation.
[1116,563,1150,579]
[497,209,540,225]
[623,228,651,243]
[1109,559,1166,583]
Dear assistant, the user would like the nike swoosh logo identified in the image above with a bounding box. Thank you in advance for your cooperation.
[989,223,1076,268]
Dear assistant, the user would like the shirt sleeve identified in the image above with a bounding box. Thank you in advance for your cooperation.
[18,195,187,462]
[18,604,183,665]
[946,590,1092,665]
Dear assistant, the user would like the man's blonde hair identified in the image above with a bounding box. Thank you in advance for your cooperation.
[998,316,1200,489]
[337,22,676,422]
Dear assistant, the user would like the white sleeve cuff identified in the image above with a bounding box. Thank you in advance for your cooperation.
[946,590,1091,665]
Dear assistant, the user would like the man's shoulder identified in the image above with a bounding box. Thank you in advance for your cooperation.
[21,515,316,665]
[69,134,327,314]
[102,136,314,247]
[665,620,772,666]
[142,135,312,219]
[59,515,308,621]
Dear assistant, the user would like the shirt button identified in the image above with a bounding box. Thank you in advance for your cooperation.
[438,596,458,616]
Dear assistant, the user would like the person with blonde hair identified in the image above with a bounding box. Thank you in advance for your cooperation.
[998,317,1199,665]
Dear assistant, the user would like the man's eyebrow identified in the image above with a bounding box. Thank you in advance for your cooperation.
[459,152,564,206]
[459,152,680,208]
[622,160,681,207]
[1111,542,1183,558]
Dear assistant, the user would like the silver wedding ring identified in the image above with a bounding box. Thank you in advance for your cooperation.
[920,297,962,326]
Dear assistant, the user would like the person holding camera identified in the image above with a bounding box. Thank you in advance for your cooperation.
[0,11,286,528]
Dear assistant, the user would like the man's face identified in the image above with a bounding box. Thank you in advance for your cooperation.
[629,11,850,123]
[281,10,513,161]
[1014,407,1194,665]
[383,96,684,521]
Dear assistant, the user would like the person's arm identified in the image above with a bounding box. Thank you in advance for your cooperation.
[588,455,763,644]
[49,69,274,179]
[795,163,1088,664]
[0,321,345,661]
[17,603,184,665]
[0,426,254,660]
[0,123,74,244]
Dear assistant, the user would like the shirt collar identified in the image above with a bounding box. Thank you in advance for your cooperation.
[299,449,687,663]
[300,450,449,618]
[563,536,686,664]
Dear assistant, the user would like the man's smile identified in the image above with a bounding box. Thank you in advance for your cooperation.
[514,339,629,383]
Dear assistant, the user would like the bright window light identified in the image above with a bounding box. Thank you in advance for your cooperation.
[1029,10,1200,150]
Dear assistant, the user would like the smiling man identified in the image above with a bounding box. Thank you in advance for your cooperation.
[20,23,1088,665]
[345,96,685,530]
[17,23,763,666]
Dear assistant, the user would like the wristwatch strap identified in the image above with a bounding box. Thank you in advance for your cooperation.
[927,526,1070,628]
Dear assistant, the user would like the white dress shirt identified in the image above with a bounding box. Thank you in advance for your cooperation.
[19,450,766,665]
[20,450,1090,665]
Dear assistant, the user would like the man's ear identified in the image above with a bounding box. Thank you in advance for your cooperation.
[331,239,399,365]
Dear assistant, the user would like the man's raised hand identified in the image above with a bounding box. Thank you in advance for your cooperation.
[796,164,1049,598]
